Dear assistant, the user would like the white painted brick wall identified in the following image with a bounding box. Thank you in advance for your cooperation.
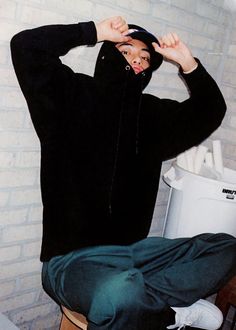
[0,281,15,299]
[0,1,235,329]
[0,259,41,281]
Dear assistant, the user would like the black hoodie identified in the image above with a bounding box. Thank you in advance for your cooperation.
[10,21,226,261]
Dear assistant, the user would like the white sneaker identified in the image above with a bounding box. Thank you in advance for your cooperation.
[167,299,223,330]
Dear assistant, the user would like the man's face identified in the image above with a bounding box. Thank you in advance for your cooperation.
[115,39,150,74]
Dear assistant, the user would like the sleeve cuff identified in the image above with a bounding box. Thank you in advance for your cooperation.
[183,63,198,74]
[79,21,97,46]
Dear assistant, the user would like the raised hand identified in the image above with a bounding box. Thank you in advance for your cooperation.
[96,16,132,43]
[152,32,197,72]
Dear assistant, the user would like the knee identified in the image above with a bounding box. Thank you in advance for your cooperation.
[88,269,145,325]
[110,269,145,310]
[216,233,236,260]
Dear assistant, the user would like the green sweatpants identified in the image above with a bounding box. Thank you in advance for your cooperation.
[42,233,236,329]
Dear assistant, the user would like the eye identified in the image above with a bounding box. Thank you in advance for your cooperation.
[121,50,129,55]
[142,56,150,63]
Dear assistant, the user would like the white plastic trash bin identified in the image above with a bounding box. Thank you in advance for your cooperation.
[162,162,236,238]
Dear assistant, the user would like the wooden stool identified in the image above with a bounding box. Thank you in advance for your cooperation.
[60,306,88,330]
[215,275,236,330]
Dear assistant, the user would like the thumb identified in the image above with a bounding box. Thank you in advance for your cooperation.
[152,42,165,55]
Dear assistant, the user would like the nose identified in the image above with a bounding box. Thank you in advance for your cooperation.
[132,55,141,65]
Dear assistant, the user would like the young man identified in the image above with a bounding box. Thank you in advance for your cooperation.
[11,16,236,329]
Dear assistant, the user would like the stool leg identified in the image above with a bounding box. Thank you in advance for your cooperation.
[215,293,231,330]
[230,310,236,330]
[60,313,81,330]
[215,293,231,319]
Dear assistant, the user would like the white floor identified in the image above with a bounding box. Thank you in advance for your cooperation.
[0,313,19,330]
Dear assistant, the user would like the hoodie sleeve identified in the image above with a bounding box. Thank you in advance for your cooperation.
[148,60,226,161]
[10,21,97,139]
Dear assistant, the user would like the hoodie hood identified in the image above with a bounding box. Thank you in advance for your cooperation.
[94,40,159,91]
[93,24,163,91]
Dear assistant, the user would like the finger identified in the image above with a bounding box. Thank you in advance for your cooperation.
[168,32,177,45]
[118,23,129,34]
[110,16,121,25]
[172,32,180,44]
[122,30,132,39]
[161,35,171,47]
[121,35,132,42]
[152,42,165,55]
[157,37,164,48]
[162,34,175,47]
[112,16,126,29]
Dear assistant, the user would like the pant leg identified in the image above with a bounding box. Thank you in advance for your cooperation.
[42,233,236,329]
[42,245,132,311]
[42,245,171,330]
[132,233,236,307]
